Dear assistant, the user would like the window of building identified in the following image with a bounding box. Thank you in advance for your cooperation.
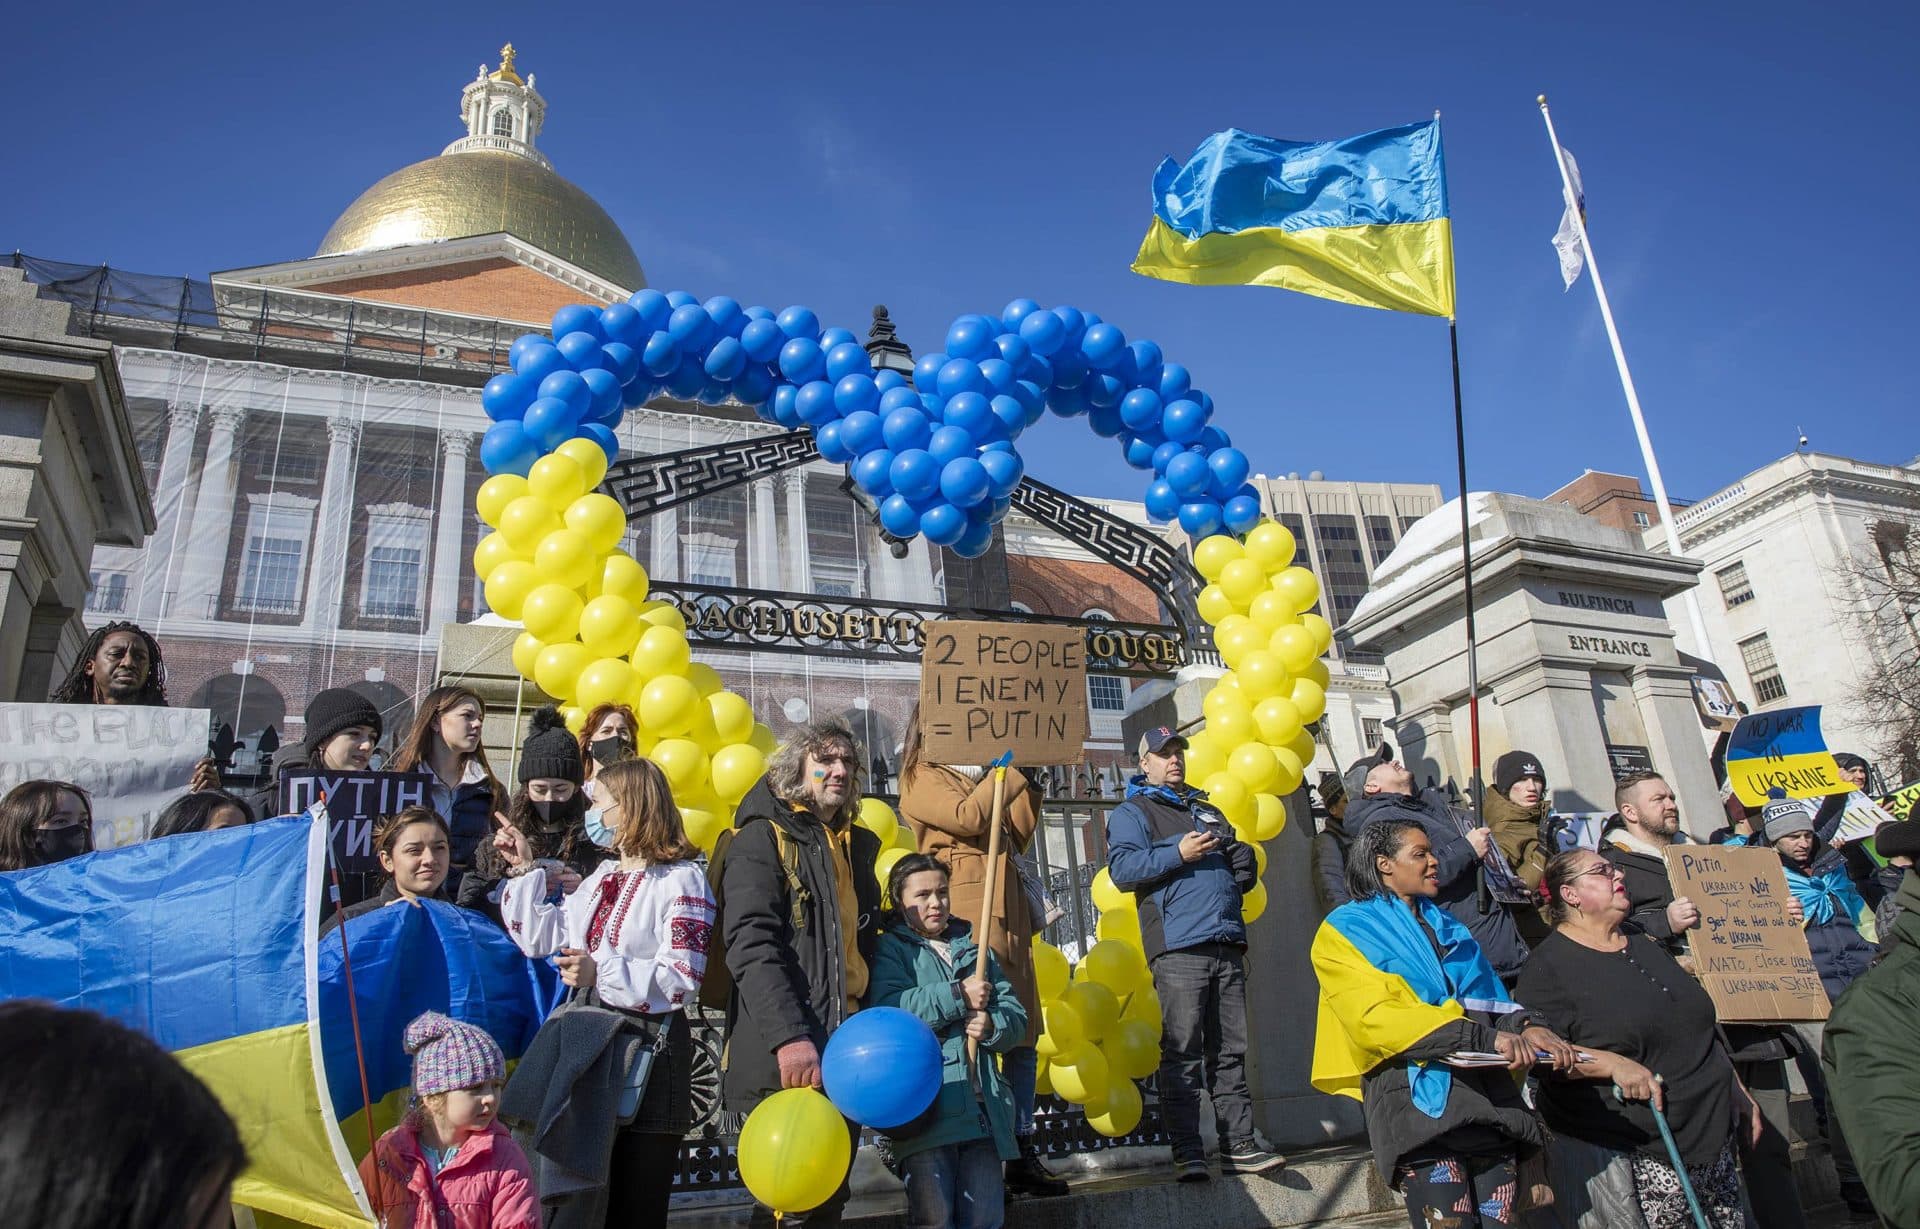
[1632,510,1652,528]
[1088,675,1127,711]
[1362,717,1384,750]
[1278,514,1310,570]
[1399,515,1423,534]
[685,543,735,588]
[359,504,432,619]
[1716,561,1755,608]
[1313,514,1371,628]
[234,492,316,615]
[807,485,863,597]
[87,571,129,615]
[491,108,514,138]
[1738,632,1787,703]
[1364,514,1397,567]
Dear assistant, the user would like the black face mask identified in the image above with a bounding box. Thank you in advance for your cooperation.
[34,826,89,865]
[589,737,634,767]
[532,799,556,824]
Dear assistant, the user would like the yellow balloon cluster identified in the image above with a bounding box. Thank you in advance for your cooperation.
[1030,916,1156,1138]
[474,438,773,849]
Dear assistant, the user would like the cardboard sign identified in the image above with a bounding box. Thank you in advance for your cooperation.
[1664,844,1829,1023]
[1830,791,1898,847]
[0,702,210,850]
[278,769,434,906]
[1724,706,1853,807]
[919,620,1088,764]
[1883,779,1920,823]
[1692,677,1743,732]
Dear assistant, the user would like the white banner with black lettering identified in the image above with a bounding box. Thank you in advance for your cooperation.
[0,703,210,849]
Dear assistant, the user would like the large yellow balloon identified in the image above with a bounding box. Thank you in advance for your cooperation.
[574,596,637,662]
[1035,998,1084,1061]
[1032,938,1070,1001]
[522,583,586,643]
[574,657,637,711]
[708,691,756,746]
[632,624,692,679]
[1290,676,1328,725]
[498,495,561,552]
[563,492,627,555]
[473,531,525,579]
[736,1088,851,1216]
[748,723,778,755]
[1252,838,1269,877]
[1196,583,1236,625]
[1301,611,1334,656]
[887,823,917,853]
[1200,684,1246,725]
[527,452,588,509]
[1271,566,1320,615]
[875,847,909,905]
[533,527,596,591]
[1191,535,1244,583]
[1217,622,1265,671]
[681,803,729,853]
[1253,791,1286,842]
[711,743,767,804]
[1271,744,1306,798]
[1243,880,1269,923]
[1087,1075,1143,1137]
[1184,733,1226,784]
[1238,650,1290,701]
[1034,1059,1053,1097]
[1209,706,1258,749]
[686,662,724,697]
[650,738,709,796]
[475,473,530,528]
[483,560,538,620]
[1253,696,1303,747]
[1104,1019,1162,1081]
[1243,520,1296,571]
[638,600,688,635]
[1247,589,1299,634]
[554,436,610,489]
[1286,729,1319,774]
[1090,867,1132,914]
[1049,1045,1110,1106]
[1228,741,1281,794]
[598,551,651,605]
[510,631,545,681]
[856,797,900,846]
[1122,984,1161,1026]
[1076,940,1144,997]
[1095,909,1141,945]
[534,641,593,700]
[1303,657,1332,691]
[1218,558,1267,606]
[1201,772,1252,827]
[638,674,703,737]
[1064,981,1120,1043]
[1270,623,1319,674]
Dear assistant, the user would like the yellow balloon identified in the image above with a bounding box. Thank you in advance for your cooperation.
[888,823,917,853]
[686,662,724,697]
[1088,1075,1143,1136]
[1228,741,1281,794]
[1243,880,1269,923]
[1253,838,1269,877]
[1034,1059,1054,1097]
[598,551,651,605]
[563,492,627,555]
[475,473,530,528]
[707,691,756,746]
[1202,772,1253,827]
[875,847,909,905]
[1238,650,1290,700]
[1217,622,1266,671]
[1219,557,1267,606]
[748,723,778,755]
[522,583,586,642]
[562,706,587,736]
[533,527,596,591]
[1270,623,1319,674]
[1247,589,1299,634]
[510,631,545,681]
[1286,729,1319,773]
[498,495,561,552]
[527,452,588,509]
[1210,706,1258,749]
[711,743,767,804]
[1200,684,1243,724]
[1122,984,1161,1026]
[632,624,693,678]
[638,600,689,634]
[638,674,703,737]
[1253,791,1286,842]
[575,596,638,662]
[857,797,900,846]
[736,1088,851,1216]
[1303,657,1331,691]
[1032,938,1070,1001]
[681,803,729,853]
[534,641,593,700]
[1253,696,1303,747]
[1095,909,1141,945]
[1090,867,1132,914]
[483,560,538,620]
[1191,534,1244,583]
[681,704,722,754]
[1271,744,1305,798]
[1271,566,1320,615]
[1290,676,1328,725]
[574,657,637,711]
[1075,940,1143,997]
[650,738,708,796]
[1302,611,1334,656]
[1183,733,1226,784]
[1212,671,1243,702]
[554,436,610,489]
[1243,520,1296,571]
[1064,981,1120,1043]
[1035,998,1085,1061]
[473,531,526,579]
[1104,1019,1162,1081]
[1196,584,1236,625]
[1049,1045,1110,1105]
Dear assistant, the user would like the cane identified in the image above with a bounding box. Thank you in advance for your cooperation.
[1614,1075,1708,1229]
[966,751,1015,1067]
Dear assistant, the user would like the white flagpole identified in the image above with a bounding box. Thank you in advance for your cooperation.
[1537,95,1714,662]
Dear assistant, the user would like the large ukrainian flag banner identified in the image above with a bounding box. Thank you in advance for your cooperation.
[1132,119,1455,317]
[0,816,371,1227]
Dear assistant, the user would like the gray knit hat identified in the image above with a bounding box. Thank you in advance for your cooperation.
[405,1011,504,1097]
[1761,797,1816,844]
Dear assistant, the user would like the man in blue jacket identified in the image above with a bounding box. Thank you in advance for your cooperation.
[1105,726,1281,1182]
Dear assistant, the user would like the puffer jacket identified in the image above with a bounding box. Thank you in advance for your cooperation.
[717,776,882,1113]
[1311,816,1352,914]
[1104,779,1257,961]
[867,918,1026,1161]
[1483,789,1551,946]
[1347,789,1531,978]
[1822,871,1920,1228]
[356,1117,539,1229]
[1782,843,1876,1001]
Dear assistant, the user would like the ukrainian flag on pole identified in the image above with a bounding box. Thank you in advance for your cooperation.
[1132,119,1455,318]
[0,816,371,1227]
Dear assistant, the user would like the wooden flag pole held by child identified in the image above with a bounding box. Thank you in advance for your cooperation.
[967,751,1015,1065]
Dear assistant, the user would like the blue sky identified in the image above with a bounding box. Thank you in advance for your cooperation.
[11,1,1915,505]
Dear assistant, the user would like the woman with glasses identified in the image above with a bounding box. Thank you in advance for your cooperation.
[1515,850,1761,1228]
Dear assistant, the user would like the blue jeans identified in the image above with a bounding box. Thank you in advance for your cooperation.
[902,1139,1006,1229]
[1001,1045,1038,1136]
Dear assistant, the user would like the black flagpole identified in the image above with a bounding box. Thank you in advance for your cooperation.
[1449,318,1482,820]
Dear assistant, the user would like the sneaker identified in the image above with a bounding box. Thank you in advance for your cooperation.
[1221,1142,1286,1175]
[1177,1158,1212,1183]
[1005,1142,1069,1198]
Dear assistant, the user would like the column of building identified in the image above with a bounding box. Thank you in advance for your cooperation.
[428,429,474,627]
[750,478,780,589]
[778,470,812,592]
[303,416,360,631]
[137,401,202,622]
[174,406,247,620]
[649,506,679,583]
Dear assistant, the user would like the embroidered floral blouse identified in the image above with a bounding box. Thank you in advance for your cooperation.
[499,859,715,1014]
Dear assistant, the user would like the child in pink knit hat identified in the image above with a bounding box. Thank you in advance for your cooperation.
[357,1011,539,1228]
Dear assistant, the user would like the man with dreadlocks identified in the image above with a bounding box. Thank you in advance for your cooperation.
[49,621,219,792]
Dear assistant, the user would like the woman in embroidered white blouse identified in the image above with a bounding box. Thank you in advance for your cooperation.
[497,757,716,1228]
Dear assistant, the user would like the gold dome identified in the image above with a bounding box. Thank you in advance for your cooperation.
[316,151,645,290]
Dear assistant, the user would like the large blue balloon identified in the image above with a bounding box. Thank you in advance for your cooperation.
[558,331,605,372]
[1165,450,1212,498]
[1158,362,1192,403]
[952,516,995,558]
[834,373,880,416]
[776,305,820,340]
[517,344,569,384]
[912,351,948,394]
[945,314,997,361]
[878,493,921,538]
[795,380,838,426]
[927,426,974,466]
[480,421,541,476]
[919,502,967,547]
[852,448,895,497]
[552,304,603,342]
[879,384,922,415]
[1145,478,1179,522]
[1179,500,1226,539]
[641,333,680,378]
[1001,298,1042,330]
[629,289,671,333]
[779,338,827,384]
[599,341,640,385]
[940,457,991,508]
[1163,398,1208,443]
[733,364,774,407]
[581,368,623,420]
[1087,403,1125,438]
[1207,447,1252,496]
[890,449,941,502]
[816,420,854,463]
[841,410,885,455]
[1018,309,1067,356]
[994,333,1031,369]
[482,371,536,422]
[977,358,1017,395]
[578,422,619,462]
[882,406,932,452]
[703,296,744,337]
[826,342,873,383]
[538,370,591,417]
[943,392,993,441]
[936,359,988,401]
[1081,322,1127,369]
[1120,388,1163,432]
[989,395,1026,439]
[819,327,857,352]
[599,303,644,347]
[979,448,1023,499]
[1085,374,1125,410]
[1122,434,1158,470]
[703,337,747,381]
[508,334,553,371]
[740,318,786,363]
[1222,493,1262,535]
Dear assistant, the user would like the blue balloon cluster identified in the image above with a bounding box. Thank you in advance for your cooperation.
[480,293,1258,557]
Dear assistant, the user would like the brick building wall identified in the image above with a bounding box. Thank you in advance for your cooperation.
[1007,555,1160,623]
[303,259,601,326]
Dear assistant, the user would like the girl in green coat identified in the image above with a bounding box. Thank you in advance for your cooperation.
[868,854,1029,1229]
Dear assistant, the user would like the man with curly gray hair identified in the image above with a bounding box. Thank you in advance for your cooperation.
[716,717,883,1228]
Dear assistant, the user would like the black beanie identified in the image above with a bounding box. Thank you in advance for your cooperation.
[304,688,383,756]
[518,706,583,787]
[1494,749,1546,797]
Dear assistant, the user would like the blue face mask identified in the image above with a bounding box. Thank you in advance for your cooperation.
[583,806,618,850]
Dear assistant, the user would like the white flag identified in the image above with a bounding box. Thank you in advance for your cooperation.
[1551,146,1586,289]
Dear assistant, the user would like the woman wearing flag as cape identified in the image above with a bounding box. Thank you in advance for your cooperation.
[1312,817,1576,1228]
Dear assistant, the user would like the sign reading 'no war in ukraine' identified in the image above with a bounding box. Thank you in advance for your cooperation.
[1725,705,1853,808]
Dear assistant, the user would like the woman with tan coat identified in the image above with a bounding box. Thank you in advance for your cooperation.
[898,704,1068,1199]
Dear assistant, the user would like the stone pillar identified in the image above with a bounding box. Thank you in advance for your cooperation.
[1489,661,1618,815]
[779,470,812,592]
[1393,701,1463,792]
[1630,664,1725,834]
[177,406,246,620]
[428,429,474,627]
[750,479,780,589]
[649,505,679,581]
[303,416,360,631]
[137,401,202,622]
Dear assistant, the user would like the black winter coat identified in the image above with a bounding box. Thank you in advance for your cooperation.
[717,777,881,1113]
[1311,819,1351,914]
[1601,837,1687,951]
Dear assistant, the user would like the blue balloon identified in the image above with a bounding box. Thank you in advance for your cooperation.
[629,289,671,333]
[1020,353,1055,388]
[538,370,591,417]
[952,517,996,558]
[1152,441,1185,474]
[1145,478,1179,522]
[665,357,707,400]
[1051,305,1086,347]
[1046,383,1089,417]
[990,395,1027,439]
[558,331,605,372]
[841,410,884,455]
[1158,362,1192,403]
[946,314,998,361]
[920,392,947,423]
[480,421,540,476]
[1001,298,1043,331]
[795,380,838,425]
[482,371,536,422]
[599,341,640,385]
[771,384,801,428]
[1081,322,1127,369]
[1018,309,1067,356]
[508,334,553,371]
[517,343,568,384]
[1119,388,1163,432]
[740,318,786,363]
[816,420,853,463]
[824,342,872,383]
[697,380,730,406]
[928,425,974,466]
[994,333,1031,369]
[703,296,744,337]
[889,449,941,502]
[882,406,932,452]
[578,422,619,461]
[940,457,991,508]
[581,368,622,419]
[977,358,1017,395]
[979,448,1023,498]
[620,377,653,410]
[852,448,895,496]
[919,502,968,547]
[819,327,857,352]
[779,338,827,384]
[666,305,714,350]
[912,352,949,394]
[599,303,644,347]
[879,384,922,415]
[979,439,1017,456]
[1163,398,1208,443]
[641,332,680,378]
[1223,493,1262,535]
[943,392,993,440]
[776,305,821,340]
[552,304,604,342]
[878,493,921,537]
[733,364,774,407]
[936,358,988,401]
[1086,373,1125,410]
[1088,403,1125,438]
[1123,434,1158,470]
[1197,424,1231,453]
[664,290,700,310]
[1208,446,1252,496]
[1166,450,1212,498]
[834,373,880,416]
[1179,499,1226,539]
[743,305,776,321]
[875,369,908,393]
[523,396,581,451]
[704,337,747,381]
[1050,349,1089,390]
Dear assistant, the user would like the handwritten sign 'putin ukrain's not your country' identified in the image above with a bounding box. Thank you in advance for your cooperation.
[1724,705,1854,807]
[1665,844,1829,1023]
[920,621,1089,764]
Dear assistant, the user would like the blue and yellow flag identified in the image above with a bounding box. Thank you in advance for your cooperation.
[1132,120,1455,317]
[0,816,371,1228]
[1725,705,1855,808]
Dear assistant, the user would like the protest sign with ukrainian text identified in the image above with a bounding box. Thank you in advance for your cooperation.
[1725,705,1853,807]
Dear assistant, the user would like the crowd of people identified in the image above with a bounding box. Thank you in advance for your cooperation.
[2,616,1917,1229]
